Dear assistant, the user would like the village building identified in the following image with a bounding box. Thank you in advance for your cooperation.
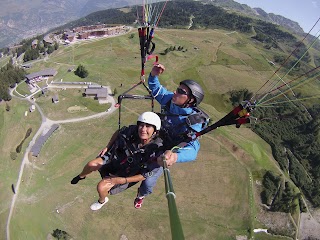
[31,124,59,157]
[78,32,89,39]
[63,31,76,42]
[73,25,126,41]
[43,34,55,45]
[84,85,108,103]
[29,104,36,112]
[25,68,57,82]
[41,87,48,95]
[21,63,32,69]
[31,39,38,49]
[52,95,59,103]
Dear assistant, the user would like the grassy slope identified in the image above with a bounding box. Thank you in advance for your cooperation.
[1,29,302,239]
[0,55,11,68]
[0,99,41,239]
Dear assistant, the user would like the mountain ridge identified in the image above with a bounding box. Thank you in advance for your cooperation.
[0,0,307,49]
[207,0,304,33]
[0,0,137,49]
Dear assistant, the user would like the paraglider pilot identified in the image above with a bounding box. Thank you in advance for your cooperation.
[134,63,208,209]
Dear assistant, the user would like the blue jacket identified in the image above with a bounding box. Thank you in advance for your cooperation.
[148,73,203,162]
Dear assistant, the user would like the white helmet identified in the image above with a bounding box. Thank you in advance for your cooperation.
[137,112,161,131]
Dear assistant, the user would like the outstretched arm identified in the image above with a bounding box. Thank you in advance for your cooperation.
[148,64,173,104]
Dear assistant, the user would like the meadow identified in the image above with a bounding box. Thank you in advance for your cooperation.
[0,28,305,239]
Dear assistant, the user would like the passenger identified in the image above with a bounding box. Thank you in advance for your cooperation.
[70,112,164,211]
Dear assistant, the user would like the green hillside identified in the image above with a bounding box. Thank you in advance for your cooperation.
[2,26,316,239]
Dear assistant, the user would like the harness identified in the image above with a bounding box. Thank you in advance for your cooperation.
[99,126,163,178]
[161,100,210,127]
[157,100,210,147]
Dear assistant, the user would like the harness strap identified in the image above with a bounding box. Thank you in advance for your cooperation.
[138,27,147,77]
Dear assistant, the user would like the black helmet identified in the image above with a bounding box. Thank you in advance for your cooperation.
[180,79,204,106]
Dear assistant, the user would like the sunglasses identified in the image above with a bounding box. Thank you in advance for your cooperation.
[176,87,188,95]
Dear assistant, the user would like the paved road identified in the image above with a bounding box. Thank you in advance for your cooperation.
[6,82,118,240]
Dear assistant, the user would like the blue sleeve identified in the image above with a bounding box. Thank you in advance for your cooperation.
[148,73,173,105]
[176,139,200,163]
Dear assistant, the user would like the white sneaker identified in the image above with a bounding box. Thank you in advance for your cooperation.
[90,197,109,211]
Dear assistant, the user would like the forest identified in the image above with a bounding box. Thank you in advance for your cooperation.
[0,62,26,101]
[229,86,320,209]
[252,101,320,207]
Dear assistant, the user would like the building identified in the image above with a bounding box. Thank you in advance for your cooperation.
[31,124,59,157]
[21,63,32,69]
[78,32,89,39]
[41,87,48,95]
[74,25,126,40]
[52,95,59,103]
[84,85,108,103]
[29,105,36,112]
[63,31,76,42]
[31,39,38,49]
[25,68,58,82]
[43,34,55,45]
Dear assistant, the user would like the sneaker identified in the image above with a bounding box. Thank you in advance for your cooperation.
[71,175,86,184]
[134,188,144,209]
[90,197,109,211]
[134,197,144,209]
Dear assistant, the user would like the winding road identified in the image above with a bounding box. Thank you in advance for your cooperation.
[6,82,118,240]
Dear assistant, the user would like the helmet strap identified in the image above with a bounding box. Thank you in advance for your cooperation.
[181,97,195,108]
[172,93,194,108]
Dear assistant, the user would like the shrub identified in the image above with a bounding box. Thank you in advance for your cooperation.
[52,229,71,240]
[74,64,89,78]
[10,152,17,160]
[16,142,23,153]
[25,128,32,138]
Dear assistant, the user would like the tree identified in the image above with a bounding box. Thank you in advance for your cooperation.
[74,64,89,78]
[38,45,45,53]
[6,103,10,111]
[54,42,59,50]
[261,170,281,205]
[23,48,39,62]
[47,45,54,54]
[52,229,71,240]
[228,88,253,106]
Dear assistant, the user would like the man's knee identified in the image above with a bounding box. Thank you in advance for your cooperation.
[140,175,160,192]
[139,168,163,195]
[143,177,157,188]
